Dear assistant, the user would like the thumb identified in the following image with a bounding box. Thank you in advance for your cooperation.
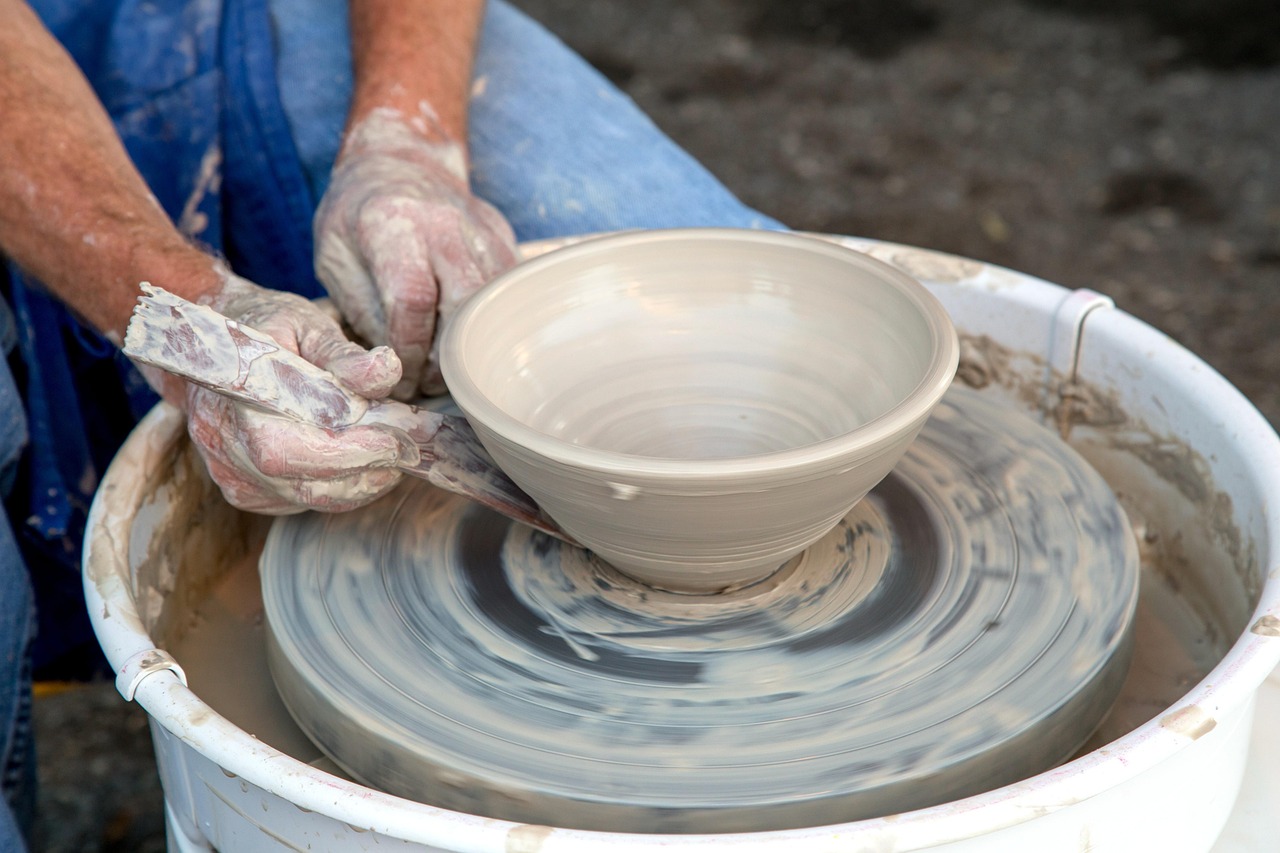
[301,333,404,400]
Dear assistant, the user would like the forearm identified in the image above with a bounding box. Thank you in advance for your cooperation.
[346,0,486,150]
[0,0,220,341]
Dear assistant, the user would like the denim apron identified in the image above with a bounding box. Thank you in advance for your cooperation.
[7,0,321,674]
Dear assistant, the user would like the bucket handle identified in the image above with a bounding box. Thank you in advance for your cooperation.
[117,649,188,702]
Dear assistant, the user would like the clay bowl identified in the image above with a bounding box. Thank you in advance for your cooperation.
[441,229,959,592]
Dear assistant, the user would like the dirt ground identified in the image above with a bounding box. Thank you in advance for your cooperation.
[31,0,1279,850]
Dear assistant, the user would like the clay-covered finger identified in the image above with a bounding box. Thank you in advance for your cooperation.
[419,225,494,394]
[234,408,410,480]
[358,198,440,399]
[219,414,408,514]
[304,337,403,401]
[282,467,404,513]
[469,199,520,279]
[186,390,304,514]
[217,458,401,515]
[315,225,386,348]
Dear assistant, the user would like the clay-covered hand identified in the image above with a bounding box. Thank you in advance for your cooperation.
[182,272,415,515]
[314,107,518,400]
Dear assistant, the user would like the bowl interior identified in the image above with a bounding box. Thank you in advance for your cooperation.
[449,231,948,464]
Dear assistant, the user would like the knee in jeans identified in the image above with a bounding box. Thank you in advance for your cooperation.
[0,300,27,499]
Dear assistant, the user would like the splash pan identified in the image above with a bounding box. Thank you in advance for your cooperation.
[84,237,1280,852]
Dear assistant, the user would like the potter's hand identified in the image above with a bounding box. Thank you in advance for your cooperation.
[314,107,518,400]
[181,273,412,514]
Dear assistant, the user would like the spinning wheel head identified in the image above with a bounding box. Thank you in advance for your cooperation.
[262,389,1139,833]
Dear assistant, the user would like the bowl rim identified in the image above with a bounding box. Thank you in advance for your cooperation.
[441,228,960,479]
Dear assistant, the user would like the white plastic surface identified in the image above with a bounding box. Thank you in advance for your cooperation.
[1212,667,1280,851]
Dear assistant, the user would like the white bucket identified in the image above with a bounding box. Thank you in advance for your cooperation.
[85,238,1280,852]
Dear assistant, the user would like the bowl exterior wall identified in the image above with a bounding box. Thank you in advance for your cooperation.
[470,415,930,590]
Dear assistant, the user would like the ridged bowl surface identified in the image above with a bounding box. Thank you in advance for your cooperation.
[442,229,959,590]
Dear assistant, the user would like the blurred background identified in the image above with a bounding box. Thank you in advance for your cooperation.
[33,0,1279,849]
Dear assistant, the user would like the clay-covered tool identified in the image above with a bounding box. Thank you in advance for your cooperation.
[122,283,572,542]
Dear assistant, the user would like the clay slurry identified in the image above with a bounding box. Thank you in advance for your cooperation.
[259,387,1139,833]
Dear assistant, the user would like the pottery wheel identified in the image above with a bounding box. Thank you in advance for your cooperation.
[261,388,1139,833]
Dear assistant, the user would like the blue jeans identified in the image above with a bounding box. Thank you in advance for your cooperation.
[273,0,783,237]
[0,297,35,851]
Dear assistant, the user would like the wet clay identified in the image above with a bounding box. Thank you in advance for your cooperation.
[441,230,958,592]
[944,333,1256,758]
[953,332,1257,643]
[256,388,1138,833]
